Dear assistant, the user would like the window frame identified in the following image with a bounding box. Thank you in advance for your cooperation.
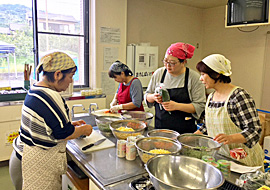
[32,0,89,88]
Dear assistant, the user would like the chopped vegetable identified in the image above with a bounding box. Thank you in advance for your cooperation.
[149,149,171,154]
[116,127,135,132]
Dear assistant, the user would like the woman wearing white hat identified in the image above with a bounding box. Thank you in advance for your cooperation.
[195,54,264,167]
[9,51,93,190]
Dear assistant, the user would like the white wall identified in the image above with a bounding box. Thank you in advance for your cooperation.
[127,0,203,71]
[94,0,270,109]
[93,0,127,108]
[202,6,270,108]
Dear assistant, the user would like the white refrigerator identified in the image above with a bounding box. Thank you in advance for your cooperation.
[127,44,159,88]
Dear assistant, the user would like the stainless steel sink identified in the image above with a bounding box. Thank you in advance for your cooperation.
[71,103,98,126]
[72,112,97,126]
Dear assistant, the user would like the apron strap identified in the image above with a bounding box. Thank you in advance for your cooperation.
[160,69,167,83]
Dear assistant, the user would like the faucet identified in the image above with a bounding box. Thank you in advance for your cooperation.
[89,103,98,115]
[71,104,86,118]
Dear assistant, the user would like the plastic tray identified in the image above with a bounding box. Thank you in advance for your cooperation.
[0,87,27,102]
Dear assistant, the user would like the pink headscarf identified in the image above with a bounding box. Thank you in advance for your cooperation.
[166,42,195,60]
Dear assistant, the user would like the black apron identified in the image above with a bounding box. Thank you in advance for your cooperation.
[154,68,196,134]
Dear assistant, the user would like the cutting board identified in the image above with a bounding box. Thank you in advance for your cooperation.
[91,109,121,118]
[72,130,115,153]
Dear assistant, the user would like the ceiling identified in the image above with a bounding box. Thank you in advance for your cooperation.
[159,0,228,9]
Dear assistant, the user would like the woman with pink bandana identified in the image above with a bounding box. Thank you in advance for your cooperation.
[145,42,206,134]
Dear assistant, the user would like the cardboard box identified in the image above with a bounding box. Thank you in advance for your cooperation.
[258,110,270,147]
[264,136,270,160]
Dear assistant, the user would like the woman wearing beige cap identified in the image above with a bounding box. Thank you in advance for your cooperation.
[195,54,264,167]
[9,51,93,190]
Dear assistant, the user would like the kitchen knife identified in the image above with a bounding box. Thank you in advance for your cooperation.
[82,138,106,151]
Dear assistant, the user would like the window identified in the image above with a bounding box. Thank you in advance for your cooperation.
[0,0,89,89]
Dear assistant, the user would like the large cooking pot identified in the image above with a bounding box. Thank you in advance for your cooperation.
[145,155,225,190]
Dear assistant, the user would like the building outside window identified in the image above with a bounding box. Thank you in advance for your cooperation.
[0,0,89,91]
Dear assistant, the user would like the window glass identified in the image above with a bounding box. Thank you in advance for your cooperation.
[38,33,85,85]
[0,0,89,89]
[0,0,34,88]
[36,0,88,87]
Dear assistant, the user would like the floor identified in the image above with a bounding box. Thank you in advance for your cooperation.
[0,161,14,190]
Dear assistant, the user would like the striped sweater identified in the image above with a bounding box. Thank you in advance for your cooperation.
[13,85,75,159]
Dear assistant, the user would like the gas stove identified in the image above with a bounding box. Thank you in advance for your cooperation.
[129,175,242,190]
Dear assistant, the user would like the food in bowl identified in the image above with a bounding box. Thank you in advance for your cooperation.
[135,137,182,163]
[110,120,146,140]
[121,111,154,127]
[95,116,121,136]
[149,149,171,154]
[116,126,134,132]
[177,133,222,159]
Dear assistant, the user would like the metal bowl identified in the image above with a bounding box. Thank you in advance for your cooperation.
[121,111,154,127]
[95,116,122,137]
[135,136,182,163]
[177,134,222,159]
[145,155,225,190]
[147,129,180,140]
[109,119,147,140]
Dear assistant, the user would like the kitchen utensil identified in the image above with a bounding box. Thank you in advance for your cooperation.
[177,133,222,159]
[95,116,122,137]
[147,129,180,140]
[109,119,147,140]
[82,138,106,151]
[24,64,32,81]
[91,109,121,117]
[120,111,154,127]
[135,136,182,163]
[72,130,115,153]
[145,155,225,190]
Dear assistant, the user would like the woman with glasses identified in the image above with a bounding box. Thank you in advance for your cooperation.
[145,42,206,134]
[195,54,263,167]
[108,60,144,113]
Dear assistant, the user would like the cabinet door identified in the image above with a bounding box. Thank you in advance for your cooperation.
[62,174,78,190]
[89,179,100,190]
[0,120,21,161]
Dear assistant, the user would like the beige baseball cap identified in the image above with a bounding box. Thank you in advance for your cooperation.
[36,51,76,73]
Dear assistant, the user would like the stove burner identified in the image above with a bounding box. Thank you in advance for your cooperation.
[129,176,155,190]
[130,175,242,190]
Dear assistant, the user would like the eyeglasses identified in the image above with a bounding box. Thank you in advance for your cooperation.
[162,59,179,67]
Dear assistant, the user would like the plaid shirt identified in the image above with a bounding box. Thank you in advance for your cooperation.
[199,88,261,148]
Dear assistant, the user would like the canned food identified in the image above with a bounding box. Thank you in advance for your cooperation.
[217,159,231,178]
[209,161,220,169]
[117,140,126,158]
[202,155,215,162]
[126,142,136,161]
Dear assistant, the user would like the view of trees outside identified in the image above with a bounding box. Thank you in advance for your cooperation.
[0,2,34,88]
[0,0,85,88]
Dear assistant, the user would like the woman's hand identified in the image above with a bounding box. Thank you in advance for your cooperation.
[72,120,86,126]
[162,100,177,111]
[153,93,163,104]
[80,124,93,136]
[214,133,233,145]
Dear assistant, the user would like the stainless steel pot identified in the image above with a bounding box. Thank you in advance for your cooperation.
[145,155,225,190]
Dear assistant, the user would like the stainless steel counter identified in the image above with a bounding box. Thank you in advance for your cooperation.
[66,130,148,189]
[67,129,242,190]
